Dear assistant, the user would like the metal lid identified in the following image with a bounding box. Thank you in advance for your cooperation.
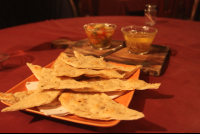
[145,4,157,10]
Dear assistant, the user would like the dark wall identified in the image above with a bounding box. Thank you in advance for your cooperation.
[194,1,200,21]
[0,0,75,29]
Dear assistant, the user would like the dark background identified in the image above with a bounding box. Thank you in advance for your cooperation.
[0,0,78,29]
[0,0,199,30]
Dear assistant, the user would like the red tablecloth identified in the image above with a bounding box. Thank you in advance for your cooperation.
[0,16,200,133]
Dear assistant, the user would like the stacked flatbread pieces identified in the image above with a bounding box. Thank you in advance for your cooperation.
[0,51,161,121]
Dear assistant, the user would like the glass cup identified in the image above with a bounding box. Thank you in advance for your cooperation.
[83,23,116,50]
[144,4,157,26]
[121,25,158,55]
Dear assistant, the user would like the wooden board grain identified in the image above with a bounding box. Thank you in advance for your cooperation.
[64,39,169,76]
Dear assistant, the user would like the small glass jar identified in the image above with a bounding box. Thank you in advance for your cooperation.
[121,25,158,55]
[144,4,157,26]
[83,23,116,50]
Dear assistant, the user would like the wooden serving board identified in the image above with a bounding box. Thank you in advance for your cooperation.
[64,39,169,76]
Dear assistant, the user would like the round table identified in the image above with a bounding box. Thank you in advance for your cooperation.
[0,16,200,133]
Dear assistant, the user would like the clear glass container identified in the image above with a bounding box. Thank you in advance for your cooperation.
[83,23,116,50]
[121,25,158,55]
[144,4,157,26]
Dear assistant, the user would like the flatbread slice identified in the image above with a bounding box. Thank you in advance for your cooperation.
[59,52,79,67]
[37,68,91,91]
[37,68,60,90]
[74,50,143,73]
[37,67,160,92]
[83,69,125,79]
[74,50,107,69]
[0,92,16,104]
[59,92,145,120]
[60,51,142,78]
[25,81,129,116]
[26,63,42,80]
[26,56,60,81]
[53,56,125,78]
[1,89,63,112]
[72,78,161,92]
[0,90,35,104]
[53,57,86,77]
[116,65,142,79]
[59,51,107,69]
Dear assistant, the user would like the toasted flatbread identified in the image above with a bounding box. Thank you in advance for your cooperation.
[13,90,35,102]
[60,51,107,69]
[1,89,63,112]
[74,50,142,74]
[25,81,128,116]
[37,68,91,91]
[73,50,107,69]
[72,78,161,92]
[60,51,142,78]
[84,69,125,79]
[37,68,60,90]
[25,81,69,116]
[0,92,16,104]
[26,63,42,80]
[104,64,143,79]
[59,92,145,120]
[39,67,160,92]
[53,57,86,77]
[59,52,79,67]
[53,56,125,78]
[27,81,127,100]
[0,90,35,104]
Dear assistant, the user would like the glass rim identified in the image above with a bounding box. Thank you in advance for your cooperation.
[145,4,157,8]
[121,25,158,34]
[83,23,117,31]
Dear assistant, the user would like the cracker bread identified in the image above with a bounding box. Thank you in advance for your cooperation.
[60,51,108,69]
[53,56,125,78]
[60,51,142,79]
[0,92,16,104]
[74,50,142,74]
[26,63,42,80]
[37,68,91,91]
[38,67,160,92]
[1,89,63,112]
[25,81,70,116]
[59,52,79,67]
[73,50,107,69]
[13,90,35,102]
[37,68,60,90]
[72,78,161,92]
[59,92,144,120]
[0,90,35,104]
[25,81,127,116]
[53,57,86,77]
[84,69,125,79]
